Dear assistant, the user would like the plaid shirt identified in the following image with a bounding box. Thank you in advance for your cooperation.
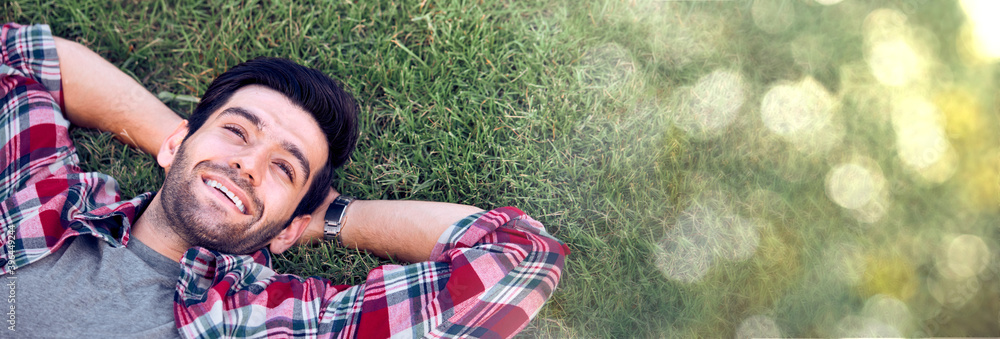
[1,23,569,338]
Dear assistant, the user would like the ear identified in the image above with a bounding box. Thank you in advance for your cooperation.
[268,214,312,254]
[157,120,189,170]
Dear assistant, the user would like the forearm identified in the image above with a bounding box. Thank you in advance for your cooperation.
[339,199,485,262]
[55,37,182,155]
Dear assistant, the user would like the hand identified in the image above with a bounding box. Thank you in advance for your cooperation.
[296,186,339,245]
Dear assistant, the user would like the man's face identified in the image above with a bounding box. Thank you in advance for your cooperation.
[159,85,328,254]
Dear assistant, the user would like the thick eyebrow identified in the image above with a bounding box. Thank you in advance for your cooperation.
[281,140,311,183]
[220,107,264,130]
[219,107,312,183]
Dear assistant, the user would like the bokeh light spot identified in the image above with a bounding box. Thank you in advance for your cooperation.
[736,315,783,339]
[863,9,926,87]
[959,0,1000,60]
[578,43,635,89]
[936,234,991,280]
[674,70,745,136]
[653,238,713,284]
[814,0,844,5]
[928,274,980,309]
[761,76,843,155]
[826,163,877,210]
[864,9,909,46]
[761,77,833,137]
[861,294,913,336]
[891,96,957,183]
[835,315,902,338]
[868,39,922,87]
[824,157,893,223]
[892,97,947,167]
[654,191,760,283]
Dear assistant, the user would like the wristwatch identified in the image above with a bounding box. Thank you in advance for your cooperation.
[323,195,355,247]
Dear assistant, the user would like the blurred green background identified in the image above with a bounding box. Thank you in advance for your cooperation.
[4,0,998,337]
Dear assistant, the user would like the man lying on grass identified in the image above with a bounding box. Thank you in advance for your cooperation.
[0,23,568,338]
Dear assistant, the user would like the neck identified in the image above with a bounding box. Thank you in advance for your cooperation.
[132,192,191,262]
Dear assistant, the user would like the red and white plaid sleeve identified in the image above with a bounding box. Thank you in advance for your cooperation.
[175,206,570,338]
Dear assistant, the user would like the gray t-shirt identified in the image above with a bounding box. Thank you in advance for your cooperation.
[12,235,181,338]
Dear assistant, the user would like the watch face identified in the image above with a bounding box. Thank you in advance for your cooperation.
[324,204,343,222]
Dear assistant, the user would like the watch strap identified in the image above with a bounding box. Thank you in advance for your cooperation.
[323,195,355,246]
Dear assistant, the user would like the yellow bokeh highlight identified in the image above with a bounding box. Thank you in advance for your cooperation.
[934,89,981,139]
[860,252,918,301]
[933,88,1000,212]
[958,157,1000,212]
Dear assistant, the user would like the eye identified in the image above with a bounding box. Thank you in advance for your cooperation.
[275,161,295,181]
[224,125,247,142]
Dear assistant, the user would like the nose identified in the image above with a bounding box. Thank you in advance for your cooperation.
[229,150,264,186]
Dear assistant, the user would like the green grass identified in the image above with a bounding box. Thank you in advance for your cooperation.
[4,0,999,337]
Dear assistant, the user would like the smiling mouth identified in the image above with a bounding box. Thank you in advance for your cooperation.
[204,179,246,213]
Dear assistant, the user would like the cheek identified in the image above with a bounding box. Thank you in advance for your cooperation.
[186,135,239,156]
[260,181,302,211]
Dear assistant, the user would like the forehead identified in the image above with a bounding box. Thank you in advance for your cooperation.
[208,85,328,173]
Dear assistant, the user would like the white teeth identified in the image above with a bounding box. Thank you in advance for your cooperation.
[204,179,246,213]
